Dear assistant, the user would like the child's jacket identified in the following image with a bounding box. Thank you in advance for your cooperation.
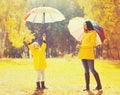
[28,42,46,70]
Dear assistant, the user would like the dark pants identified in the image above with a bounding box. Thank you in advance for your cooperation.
[81,59,102,90]
[82,59,97,74]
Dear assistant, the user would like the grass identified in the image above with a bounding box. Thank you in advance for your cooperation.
[0,57,120,95]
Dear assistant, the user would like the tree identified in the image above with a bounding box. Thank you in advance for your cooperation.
[0,0,34,58]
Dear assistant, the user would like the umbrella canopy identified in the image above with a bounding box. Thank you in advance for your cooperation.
[68,17,105,45]
[93,25,105,43]
[24,7,65,23]
[68,17,84,42]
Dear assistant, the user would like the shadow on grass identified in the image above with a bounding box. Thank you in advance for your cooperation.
[32,89,103,95]
[86,91,94,95]
[32,90,44,95]
[87,90,103,95]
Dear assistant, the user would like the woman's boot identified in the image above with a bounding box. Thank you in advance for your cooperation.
[93,73,102,90]
[83,72,90,91]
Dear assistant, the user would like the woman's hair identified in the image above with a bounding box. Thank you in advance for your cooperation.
[85,21,94,31]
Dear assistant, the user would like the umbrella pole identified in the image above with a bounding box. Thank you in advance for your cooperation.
[42,12,46,38]
[42,12,46,35]
[37,12,46,45]
[43,12,45,24]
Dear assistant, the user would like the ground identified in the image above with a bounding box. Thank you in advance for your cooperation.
[0,57,120,95]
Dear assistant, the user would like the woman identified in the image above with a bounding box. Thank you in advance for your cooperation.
[76,21,102,91]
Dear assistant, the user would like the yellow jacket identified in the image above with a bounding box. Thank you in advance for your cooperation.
[28,43,46,70]
[78,30,96,59]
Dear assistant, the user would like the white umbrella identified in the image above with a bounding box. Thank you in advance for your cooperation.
[68,17,84,41]
[24,7,65,23]
[68,17,102,45]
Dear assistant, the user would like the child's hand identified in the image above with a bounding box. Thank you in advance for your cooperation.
[24,38,30,44]
[42,33,46,41]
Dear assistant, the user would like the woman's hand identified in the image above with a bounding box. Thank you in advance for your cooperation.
[76,44,81,49]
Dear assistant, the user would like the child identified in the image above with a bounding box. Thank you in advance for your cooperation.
[25,33,47,90]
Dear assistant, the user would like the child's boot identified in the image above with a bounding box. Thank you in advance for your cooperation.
[36,81,41,90]
[41,81,48,89]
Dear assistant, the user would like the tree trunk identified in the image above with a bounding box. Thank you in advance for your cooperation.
[0,31,7,58]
